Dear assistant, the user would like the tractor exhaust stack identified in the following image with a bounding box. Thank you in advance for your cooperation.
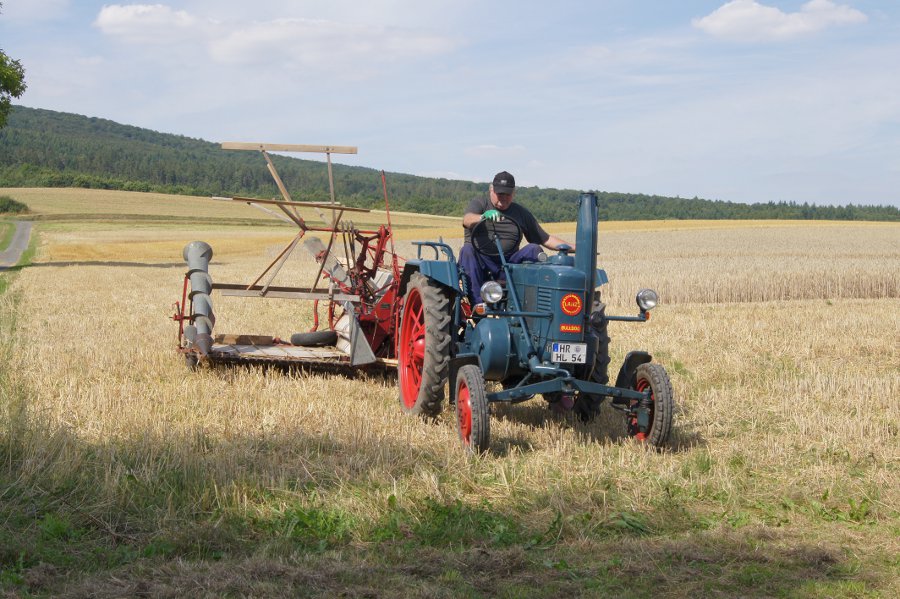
[575,192,600,297]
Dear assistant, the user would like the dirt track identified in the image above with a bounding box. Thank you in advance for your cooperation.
[0,220,32,269]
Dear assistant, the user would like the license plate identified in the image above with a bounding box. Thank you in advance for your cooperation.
[551,342,586,364]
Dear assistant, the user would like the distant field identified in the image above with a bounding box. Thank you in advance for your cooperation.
[2,187,458,228]
[0,188,898,597]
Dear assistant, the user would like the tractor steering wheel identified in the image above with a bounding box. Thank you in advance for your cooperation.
[469,216,524,259]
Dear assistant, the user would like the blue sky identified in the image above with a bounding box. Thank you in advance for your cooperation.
[2,1,899,207]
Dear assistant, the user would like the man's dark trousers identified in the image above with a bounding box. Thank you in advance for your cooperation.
[458,243,542,303]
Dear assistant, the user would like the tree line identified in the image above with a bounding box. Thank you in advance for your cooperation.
[1,105,897,222]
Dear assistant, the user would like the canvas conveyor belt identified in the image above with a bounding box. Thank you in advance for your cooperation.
[209,342,348,364]
[203,334,397,368]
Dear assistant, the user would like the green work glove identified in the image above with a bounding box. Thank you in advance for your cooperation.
[482,209,502,221]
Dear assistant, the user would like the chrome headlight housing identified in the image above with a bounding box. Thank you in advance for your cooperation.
[480,281,504,304]
[636,288,659,311]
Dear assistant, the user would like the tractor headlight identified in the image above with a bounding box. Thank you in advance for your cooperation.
[636,288,659,311]
[480,281,504,304]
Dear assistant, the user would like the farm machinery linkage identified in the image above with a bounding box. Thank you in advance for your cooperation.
[173,142,403,371]
[174,143,674,452]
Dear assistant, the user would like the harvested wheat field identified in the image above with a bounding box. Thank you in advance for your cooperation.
[1,188,898,597]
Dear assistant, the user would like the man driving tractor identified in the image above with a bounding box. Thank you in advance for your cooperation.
[459,170,575,303]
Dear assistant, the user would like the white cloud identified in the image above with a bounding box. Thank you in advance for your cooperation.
[94,4,199,43]
[693,0,867,42]
[91,4,457,74]
[208,18,456,68]
[1,0,69,21]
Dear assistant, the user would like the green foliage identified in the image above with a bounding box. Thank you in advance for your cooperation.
[2,105,897,221]
[38,513,79,541]
[0,221,11,251]
[0,194,27,214]
[371,495,524,547]
[604,511,653,536]
[411,498,523,547]
[266,505,356,551]
[0,31,27,129]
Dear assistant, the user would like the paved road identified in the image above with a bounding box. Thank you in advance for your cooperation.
[0,221,32,270]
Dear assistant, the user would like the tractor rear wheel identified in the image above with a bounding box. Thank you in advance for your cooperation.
[397,273,451,417]
[627,362,674,447]
[456,364,490,453]
[574,300,610,422]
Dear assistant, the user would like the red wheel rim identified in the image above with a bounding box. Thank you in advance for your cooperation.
[398,287,425,408]
[631,378,654,441]
[457,378,472,445]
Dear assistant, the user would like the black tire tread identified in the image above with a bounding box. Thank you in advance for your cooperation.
[456,364,490,453]
[634,362,674,447]
[290,330,338,347]
[401,272,452,417]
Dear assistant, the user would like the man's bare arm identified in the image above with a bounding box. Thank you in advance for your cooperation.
[462,212,483,229]
[542,234,576,251]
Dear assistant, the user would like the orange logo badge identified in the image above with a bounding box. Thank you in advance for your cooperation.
[560,293,582,316]
[560,323,582,333]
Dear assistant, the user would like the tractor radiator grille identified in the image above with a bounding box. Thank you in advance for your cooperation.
[537,288,553,313]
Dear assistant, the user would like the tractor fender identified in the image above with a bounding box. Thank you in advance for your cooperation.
[398,262,420,298]
[469,317,513,381]
[614,351,653,389]
[399,260,460,297]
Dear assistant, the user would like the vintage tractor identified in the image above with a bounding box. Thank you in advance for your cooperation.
[173,144,672,454]
[396,192,674,452]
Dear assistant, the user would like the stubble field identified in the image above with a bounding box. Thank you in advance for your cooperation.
[1,188,898,598]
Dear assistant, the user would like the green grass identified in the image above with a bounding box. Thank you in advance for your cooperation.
[0,407,893,598]
[0,346,894,595]
[0,464,887,597]
[0,221,13,252]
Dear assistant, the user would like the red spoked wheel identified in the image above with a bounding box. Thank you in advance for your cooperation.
[455,364,490,453]
[397,273,451,417]
[627,362,674,447]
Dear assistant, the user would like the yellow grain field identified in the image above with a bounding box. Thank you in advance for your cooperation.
[1,188,898,596]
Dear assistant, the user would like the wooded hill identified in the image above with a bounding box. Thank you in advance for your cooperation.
[1,105,897,221]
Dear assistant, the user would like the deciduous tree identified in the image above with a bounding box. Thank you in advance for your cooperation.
[0,2,27,129]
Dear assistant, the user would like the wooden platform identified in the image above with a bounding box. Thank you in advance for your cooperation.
[210,342,348,363]
[201,334,397,368]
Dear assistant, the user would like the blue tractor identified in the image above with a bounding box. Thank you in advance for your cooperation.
[396,192,674,453]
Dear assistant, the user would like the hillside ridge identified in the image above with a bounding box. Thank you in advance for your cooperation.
[1,105,897,221]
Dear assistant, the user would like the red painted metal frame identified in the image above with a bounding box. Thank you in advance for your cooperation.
[174,150,407,365]
[172,274,192,347]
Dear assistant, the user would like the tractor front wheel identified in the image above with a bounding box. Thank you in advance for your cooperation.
[627,362,674,447]
[397,273,451,417]
[455,364,490,453]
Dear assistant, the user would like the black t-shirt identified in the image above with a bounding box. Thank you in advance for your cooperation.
[463,195,549,255]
